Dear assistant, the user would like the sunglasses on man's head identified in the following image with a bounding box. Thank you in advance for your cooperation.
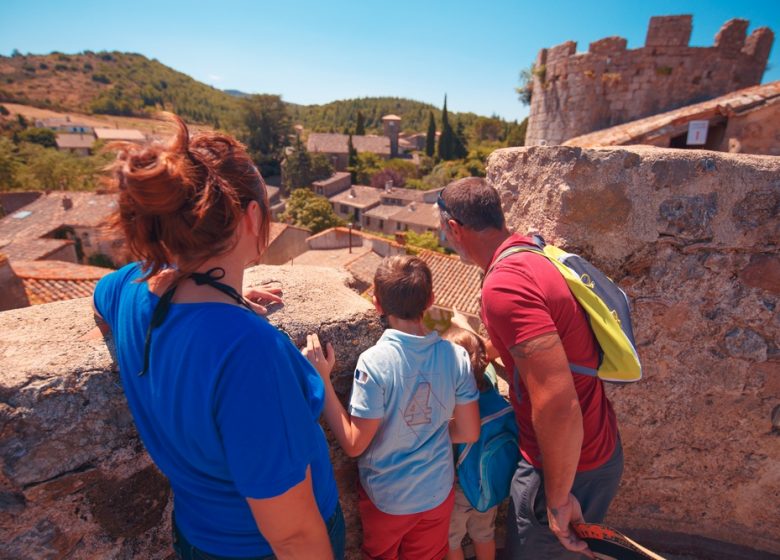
[436,191,462,225]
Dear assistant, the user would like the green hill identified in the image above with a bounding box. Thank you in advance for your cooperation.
[0,51,241,128]
[0,51,521,139]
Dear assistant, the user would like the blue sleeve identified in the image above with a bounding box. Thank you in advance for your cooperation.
[454,345,479,405]
[93,262,141,328]
[348,356,385,419]
[214,327,326,499]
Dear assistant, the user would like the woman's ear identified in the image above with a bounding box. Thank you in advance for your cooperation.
[245,200,261,237]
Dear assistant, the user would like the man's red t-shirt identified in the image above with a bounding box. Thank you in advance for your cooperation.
[481,234,617,472]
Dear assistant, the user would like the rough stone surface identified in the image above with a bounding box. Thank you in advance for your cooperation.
[526,16,774,145]
[0,265,380,559]
[488,145,780,556]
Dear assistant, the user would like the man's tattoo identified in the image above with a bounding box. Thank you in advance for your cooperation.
[512,333,559,358]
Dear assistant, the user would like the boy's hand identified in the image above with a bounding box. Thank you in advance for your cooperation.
[303,333,336,380]
[244,286,283,315]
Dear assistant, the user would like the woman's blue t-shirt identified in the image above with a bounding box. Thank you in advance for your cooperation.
[93,263,338,557]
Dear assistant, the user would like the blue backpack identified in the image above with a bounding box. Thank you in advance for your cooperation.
[455,366,520,512]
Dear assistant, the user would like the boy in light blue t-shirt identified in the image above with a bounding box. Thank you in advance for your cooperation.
[305,255,480,560]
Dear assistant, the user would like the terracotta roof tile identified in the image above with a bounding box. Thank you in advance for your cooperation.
[10,259,111,306]
[390,202,440,229]
[307,133,390,156]
[329,186,383,209]
[55,134,95,149]
[0,238,75,261]
[417,250,483,317]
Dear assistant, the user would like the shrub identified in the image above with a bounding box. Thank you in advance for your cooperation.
[92,74,111,84]
[39,63,48,70]
[54,63,68,71]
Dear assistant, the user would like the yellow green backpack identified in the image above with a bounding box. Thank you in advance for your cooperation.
[489,235,642,383]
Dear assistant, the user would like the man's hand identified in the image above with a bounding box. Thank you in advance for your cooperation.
[303,333,336,380]
[244,286,283,315]
[548,493,593,557]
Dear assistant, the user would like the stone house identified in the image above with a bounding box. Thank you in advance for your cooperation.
[35,116,94,135]
[312,172,352,197]
[0,192,126,267]
[387,201,439,234]
[328,185,382,223]
[307,133,391,171]
[565,81,780,155]
[93,128,146,142]
[55,133,94,156]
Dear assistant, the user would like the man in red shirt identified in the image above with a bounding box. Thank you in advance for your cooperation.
[438,177,623,558]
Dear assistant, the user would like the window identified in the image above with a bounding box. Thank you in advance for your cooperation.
[379,220,384,230]
[396,222,402,231]
[365,217,371,226]
[340,204,349,214]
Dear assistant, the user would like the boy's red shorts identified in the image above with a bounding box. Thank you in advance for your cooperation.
[358,482,455,560]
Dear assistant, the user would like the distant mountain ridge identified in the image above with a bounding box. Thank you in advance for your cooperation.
[0,51,511,134]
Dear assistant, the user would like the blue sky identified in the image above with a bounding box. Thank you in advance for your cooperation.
[1,0,777,122]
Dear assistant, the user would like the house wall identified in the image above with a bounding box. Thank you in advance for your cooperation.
[526,16,774,145]
[0,255,29,310]
[258,227,311,265]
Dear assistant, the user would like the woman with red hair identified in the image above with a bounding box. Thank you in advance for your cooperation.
[93,114,343,559]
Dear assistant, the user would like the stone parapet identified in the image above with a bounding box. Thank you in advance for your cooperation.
[487,145,780,556]
[0,265,381,559]
[526,16,775,146]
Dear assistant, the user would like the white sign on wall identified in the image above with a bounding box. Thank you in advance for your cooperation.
[686,120,709,146]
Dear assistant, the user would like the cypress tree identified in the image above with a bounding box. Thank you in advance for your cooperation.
[425,111,436,157]
[355,111,365,136]
[438,95,453,160]
[453,118,468,159]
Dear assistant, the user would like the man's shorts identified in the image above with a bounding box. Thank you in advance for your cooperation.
[448,483,497,550]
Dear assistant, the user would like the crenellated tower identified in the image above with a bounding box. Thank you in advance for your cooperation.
[525,16,774,145]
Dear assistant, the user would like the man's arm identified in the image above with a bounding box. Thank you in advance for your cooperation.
[509,332,591,556]
[247,466,333,559]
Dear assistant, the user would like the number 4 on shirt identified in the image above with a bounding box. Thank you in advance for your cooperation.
[404,382,432,426]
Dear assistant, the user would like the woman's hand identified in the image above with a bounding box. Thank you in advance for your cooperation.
[244,286,283,315]
[303,333,336,380]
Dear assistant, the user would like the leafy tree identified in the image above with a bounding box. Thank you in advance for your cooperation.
[16,127,56,148]
[472,116,504,142]
[355,111,365,135]
[281,188,343,234]
[282,137,333,192]
[370,168,405,190]
[516,64,535,106]
[0,137,20,190]
[505,118,528,147]
[425,111,436,157]
[348,152,384,185]
[0,105,10,116]
[241,94,292,177]
[405,230,445,253]
[438,95,454,161]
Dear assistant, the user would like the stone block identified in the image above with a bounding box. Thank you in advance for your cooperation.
[715,18,749,55]
[589,36,628,55]
[645,15,692,47]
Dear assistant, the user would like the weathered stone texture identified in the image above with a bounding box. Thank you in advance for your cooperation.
[488,145,780,555]
[0,265,381,559]
[526,16,775,146]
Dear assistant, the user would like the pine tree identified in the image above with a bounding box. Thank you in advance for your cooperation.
[355,111,365,136]
[438,95,454,161]
[425,111,436,157]
[347,134,358,182]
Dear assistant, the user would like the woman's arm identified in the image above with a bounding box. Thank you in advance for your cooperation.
[247,466,333,559]
[304,334,381,458]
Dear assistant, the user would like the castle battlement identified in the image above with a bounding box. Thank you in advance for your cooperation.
[526,16,774,146]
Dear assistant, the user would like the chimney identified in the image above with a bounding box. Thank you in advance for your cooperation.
[349,188,356,198]
[62,196,73,210]
[385,180,393,192]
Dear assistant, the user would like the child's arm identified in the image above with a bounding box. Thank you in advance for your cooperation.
[449,401,480,443]
[304,334,381,458]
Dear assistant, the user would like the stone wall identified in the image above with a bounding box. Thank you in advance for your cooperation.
[488,145,779,556]
[525,16,774,146]
[0,265,382,559]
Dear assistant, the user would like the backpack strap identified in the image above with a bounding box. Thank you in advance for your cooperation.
[484,237,599,378]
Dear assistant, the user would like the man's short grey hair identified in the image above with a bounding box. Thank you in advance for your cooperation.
[440,177,505,231]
